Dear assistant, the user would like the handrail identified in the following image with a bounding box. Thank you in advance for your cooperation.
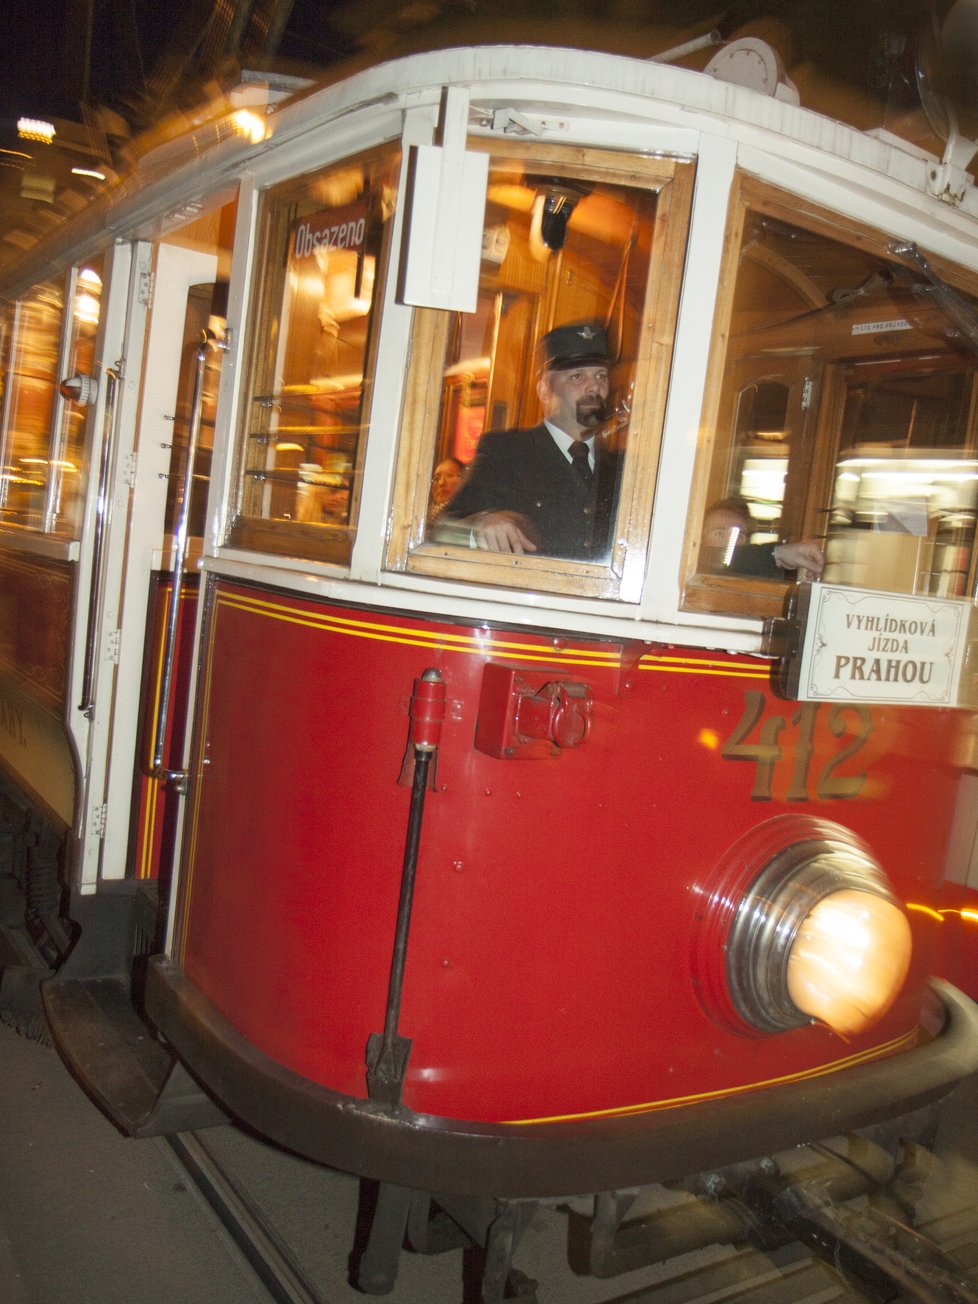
[78,367,119,719]
[151,333,221,782]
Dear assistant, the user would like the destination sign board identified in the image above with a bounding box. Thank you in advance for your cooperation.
[783,583,971,707]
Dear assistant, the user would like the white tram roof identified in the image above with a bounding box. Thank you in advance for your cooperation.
[4,42,978,654]
[4,42,978,299]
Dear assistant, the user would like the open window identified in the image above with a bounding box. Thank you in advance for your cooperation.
[388,144,692,601]
[685,178,978,618]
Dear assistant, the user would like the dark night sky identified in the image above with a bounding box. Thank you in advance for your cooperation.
[0,0,356,123]
[1,1,974,136]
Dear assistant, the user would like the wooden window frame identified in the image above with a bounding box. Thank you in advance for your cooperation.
[226,143,401,564]
[681,173,978,619]
[387,143,694,602]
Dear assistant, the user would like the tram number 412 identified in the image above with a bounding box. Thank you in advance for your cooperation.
[722,690,872,802]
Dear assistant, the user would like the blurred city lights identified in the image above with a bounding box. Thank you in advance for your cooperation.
[17,118,55,144]
[231,109,266,144]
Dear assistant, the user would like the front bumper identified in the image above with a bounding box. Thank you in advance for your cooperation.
[146,959,978,1199]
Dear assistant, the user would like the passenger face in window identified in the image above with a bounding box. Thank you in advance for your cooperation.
[702,500,753,571]
[431,457,465,507]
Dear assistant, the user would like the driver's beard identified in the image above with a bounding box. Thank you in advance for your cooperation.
[576,397,607,428]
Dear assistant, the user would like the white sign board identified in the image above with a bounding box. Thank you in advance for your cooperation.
[400,86,489,314]
[791,584,970,707]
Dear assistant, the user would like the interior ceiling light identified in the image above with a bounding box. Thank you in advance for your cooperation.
[528,182,588,259]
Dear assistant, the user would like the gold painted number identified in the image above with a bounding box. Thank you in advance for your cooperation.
[722,691,871,802]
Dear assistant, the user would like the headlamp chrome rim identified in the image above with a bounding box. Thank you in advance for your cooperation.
[726,838,900,1034]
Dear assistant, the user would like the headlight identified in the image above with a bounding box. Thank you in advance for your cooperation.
[727,845,912,1036]
[694,816,912,1038]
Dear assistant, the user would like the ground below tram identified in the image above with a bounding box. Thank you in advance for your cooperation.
[4,1014,978,1304]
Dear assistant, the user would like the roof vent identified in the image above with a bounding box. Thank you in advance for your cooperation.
[704,38,800,105]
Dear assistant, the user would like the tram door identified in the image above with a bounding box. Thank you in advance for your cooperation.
[126,264,227,890]
[71,200,235,899]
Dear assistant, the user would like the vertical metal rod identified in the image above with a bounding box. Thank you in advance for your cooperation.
[78,367,119,717]
[151,334,216,776]
[367,668,445,1107]
[381,746,432,1045]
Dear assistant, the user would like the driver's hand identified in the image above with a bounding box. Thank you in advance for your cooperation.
[469,511,541,554]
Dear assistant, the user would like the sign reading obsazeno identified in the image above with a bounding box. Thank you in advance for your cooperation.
[785,584,970,706]
[290,199,367,263]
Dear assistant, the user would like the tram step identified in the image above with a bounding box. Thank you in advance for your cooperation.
[42,974,227,1137]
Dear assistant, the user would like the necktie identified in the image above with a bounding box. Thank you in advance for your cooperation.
[569,442,592,482]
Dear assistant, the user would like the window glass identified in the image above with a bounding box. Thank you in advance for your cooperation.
[159,200,238,544]
[0,281,63,528]
[415,160,659,568]
[688,190,978,614]
[229,147,400,561]
[163,282,227,542]
[48,261,103,534]
[828,365,978,597]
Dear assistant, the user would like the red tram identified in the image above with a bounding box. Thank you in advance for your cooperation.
[3,21,978,1301]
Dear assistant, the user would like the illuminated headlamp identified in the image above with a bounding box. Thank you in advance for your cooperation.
[726,843,911,1036]
[694,817,912,1038]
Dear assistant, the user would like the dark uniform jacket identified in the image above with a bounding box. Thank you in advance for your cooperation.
[442,424,620,561]
[728,542,784,579]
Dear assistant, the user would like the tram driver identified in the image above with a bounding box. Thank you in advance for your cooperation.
[436,323,621,560]
[437,321,824,576]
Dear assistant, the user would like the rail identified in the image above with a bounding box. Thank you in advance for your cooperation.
[165,1131,325,1304]
[78,367,119,719]
[151,333,223,783]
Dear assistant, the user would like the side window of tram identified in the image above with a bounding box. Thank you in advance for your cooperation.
[229,147,400,562]
[690,196,978,612]
[0,282,63,528]
[0,267,102,534]
[418,163,659,564]
[51,262,103,535]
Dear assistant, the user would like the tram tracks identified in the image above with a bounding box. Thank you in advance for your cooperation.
[165,1131,326,1304]
[594,1242,867,1303]
[164,1124,978,1304]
